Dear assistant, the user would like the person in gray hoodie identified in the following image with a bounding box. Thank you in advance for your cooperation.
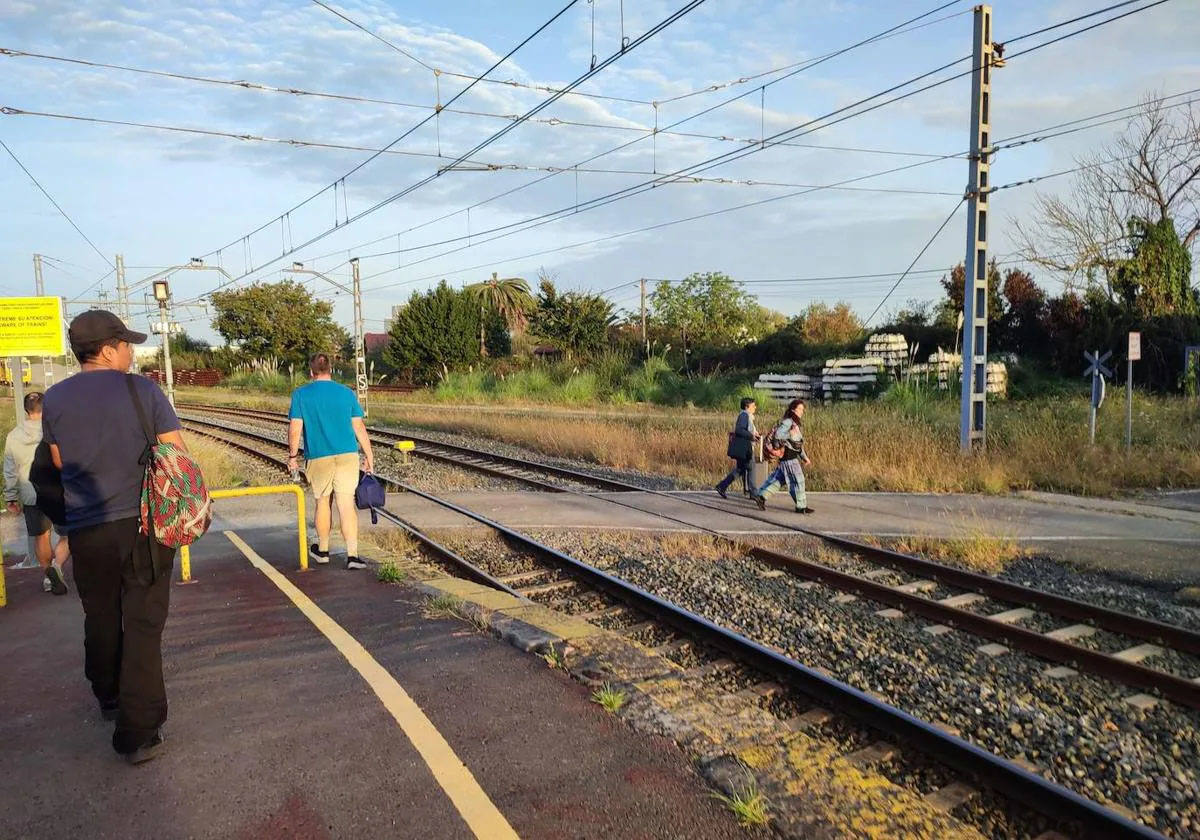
[4,392,70,594]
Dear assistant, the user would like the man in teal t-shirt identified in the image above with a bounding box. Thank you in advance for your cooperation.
[287,353,374,570]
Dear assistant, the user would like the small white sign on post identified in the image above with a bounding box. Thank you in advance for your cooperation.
[1128,332,1141,361]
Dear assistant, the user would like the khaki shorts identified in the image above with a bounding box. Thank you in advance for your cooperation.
[307,453,360,499]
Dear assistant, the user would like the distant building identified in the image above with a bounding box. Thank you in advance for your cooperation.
[383,304,405,332]
[364,333,389,355]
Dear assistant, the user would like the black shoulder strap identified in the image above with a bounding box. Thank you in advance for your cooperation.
[125,374,155,460]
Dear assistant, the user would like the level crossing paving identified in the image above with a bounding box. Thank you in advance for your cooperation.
[376,487,1200,585]
[0,497,740,840]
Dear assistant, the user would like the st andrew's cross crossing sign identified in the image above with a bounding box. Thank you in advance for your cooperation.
[1083,349,1113,379]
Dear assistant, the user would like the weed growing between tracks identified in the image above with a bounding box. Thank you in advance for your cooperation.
[591,683,627,714]
[376,561,406,583]
[710,771,770,829]
[859,528,1025,576]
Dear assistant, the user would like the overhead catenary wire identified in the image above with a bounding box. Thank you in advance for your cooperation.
[329,0,1178,283]
[196,0,709,280]
[197,0,590,269]
[0,139,114,270]
[207,0,975,284]
[0,106,965,197]
[863,198,965,326]
[653,5,973,106]
[166,0,1177,319]
[312,0,654,107]
[0,46,965,158]
[347,109,1173,303]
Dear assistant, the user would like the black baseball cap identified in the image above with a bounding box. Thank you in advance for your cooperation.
[68,310,148,346]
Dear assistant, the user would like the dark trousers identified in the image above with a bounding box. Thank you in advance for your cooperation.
[716,456,752,494]
[70,517,174,753]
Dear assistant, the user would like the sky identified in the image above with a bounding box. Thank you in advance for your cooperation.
[1,0,1198,343]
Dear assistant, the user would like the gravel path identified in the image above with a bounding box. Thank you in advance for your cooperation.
[522,531,1200,838]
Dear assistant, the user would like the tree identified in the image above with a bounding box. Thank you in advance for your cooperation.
[1014,94,1200,301]
[530,279,615,358]
[936,260,1005,330]
[998,268,1048,356]
[650,272,762,368]
[383,281,480,383]
[465,272,534,356]
[794,301,863,348]
[1114,216,1196,317]
[210,280,346,368]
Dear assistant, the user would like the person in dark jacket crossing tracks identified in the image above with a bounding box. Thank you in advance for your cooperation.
[715,397,760,499]
[753,398,814,514]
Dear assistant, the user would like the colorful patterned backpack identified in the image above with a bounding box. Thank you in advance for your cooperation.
[126,376,212,548]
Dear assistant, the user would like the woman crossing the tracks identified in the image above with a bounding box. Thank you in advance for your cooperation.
[753,398,814,514]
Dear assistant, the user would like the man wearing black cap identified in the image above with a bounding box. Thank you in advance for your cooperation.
[42,310,186,764]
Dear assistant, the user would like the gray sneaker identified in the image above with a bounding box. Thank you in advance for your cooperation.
[346,556,368,570]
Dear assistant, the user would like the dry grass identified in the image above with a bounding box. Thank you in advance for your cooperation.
[371,528,421,558]
[177,386,1200,496]
[382,395,1200,496]
[184,433,256,489]
[860,525,1024,575]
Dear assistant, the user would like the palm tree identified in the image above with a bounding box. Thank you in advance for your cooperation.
[465,272,534,356]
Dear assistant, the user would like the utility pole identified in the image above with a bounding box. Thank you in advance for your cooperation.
[351,257,368,417]
[33,253,54,389]
[959,4,998,452]
[640,278,648,358]
[115,254,130,321]
[284,261,368,416]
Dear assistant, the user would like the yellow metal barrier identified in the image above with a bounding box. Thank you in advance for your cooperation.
[393,440,415,464]
[0,542,6,607]
[179,484,308,583]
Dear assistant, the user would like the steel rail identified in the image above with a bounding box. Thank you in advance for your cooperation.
[372,473,1166,840]
[183,411,1164,838]
[180,411,567,493]
[178,403,638,492]
[180,420,521,595]
[182,403,1200,660]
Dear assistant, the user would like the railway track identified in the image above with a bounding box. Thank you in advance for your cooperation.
[179,404,1200,711]
[180,414,1165,839]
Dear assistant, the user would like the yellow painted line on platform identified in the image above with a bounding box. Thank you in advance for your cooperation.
[223,530,519,840]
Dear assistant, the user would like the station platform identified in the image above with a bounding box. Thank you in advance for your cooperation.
[0,497,740,840]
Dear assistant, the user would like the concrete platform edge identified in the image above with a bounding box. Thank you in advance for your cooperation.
[398,567,985,839]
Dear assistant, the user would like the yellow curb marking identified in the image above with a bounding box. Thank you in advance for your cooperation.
[224,530,519,840]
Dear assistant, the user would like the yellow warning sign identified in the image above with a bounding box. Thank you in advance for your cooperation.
[0,297,66,357]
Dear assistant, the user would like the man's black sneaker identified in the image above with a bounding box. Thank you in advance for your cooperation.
[715,486,728,500]
[346,556,368,570]
[754,494,767,511]
[123,732,164,765]
[796,507,815,515]
[100,701,119,722]
[309,545,330,565]
[45,565,68,595]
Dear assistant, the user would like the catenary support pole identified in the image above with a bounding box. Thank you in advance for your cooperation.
[351,257,368,417]
[33,253,53,388]
[640,277,648,358]
[159,297,175,408]
[959,5,996,451]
